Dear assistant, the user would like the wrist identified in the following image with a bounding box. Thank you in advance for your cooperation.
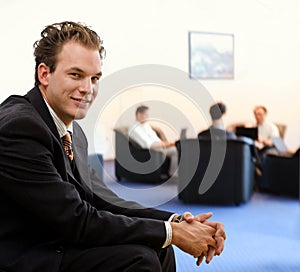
[170,222,180,245]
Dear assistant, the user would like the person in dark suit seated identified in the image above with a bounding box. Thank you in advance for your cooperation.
[198,103,264,189]
[0,21,226,271]
[198,102,237,140]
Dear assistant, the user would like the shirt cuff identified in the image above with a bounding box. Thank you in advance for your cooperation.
[162,221,172,248]
[168,213,177,222]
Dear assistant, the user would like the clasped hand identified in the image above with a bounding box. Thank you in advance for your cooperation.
[171,211,225,266]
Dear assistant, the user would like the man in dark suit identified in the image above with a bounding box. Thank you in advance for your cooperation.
[198,102,237,140]
[0,21,225,271]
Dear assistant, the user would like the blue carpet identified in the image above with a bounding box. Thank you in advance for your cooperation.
[102,162,300,272]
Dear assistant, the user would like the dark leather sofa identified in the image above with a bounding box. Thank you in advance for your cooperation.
[261,149,299,198]
[176,138,255,205]
[114,127,170,183]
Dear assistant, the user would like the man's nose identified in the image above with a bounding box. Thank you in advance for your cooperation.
[79,79,93,94]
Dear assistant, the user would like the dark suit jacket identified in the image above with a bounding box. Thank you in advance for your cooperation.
[0,87,172,272]
[198,126,237,140]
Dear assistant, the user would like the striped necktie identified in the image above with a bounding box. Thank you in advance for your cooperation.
[62,132,73,161]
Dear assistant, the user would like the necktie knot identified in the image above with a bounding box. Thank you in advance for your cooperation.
[62,132,73,161]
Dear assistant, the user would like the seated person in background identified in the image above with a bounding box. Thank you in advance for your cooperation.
[253,106,296,157]
[253,105,279,150]
[251,106,281,185]
[199,103,262,183]
[129,105,178,176]
[198,102,237,140]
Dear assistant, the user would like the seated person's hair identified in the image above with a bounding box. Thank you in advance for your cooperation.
[253,105,268,113]
[136,105,149,115]
[210,102,226,120]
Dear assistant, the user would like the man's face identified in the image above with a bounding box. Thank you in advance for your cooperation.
[137,110,149,123]
[39,42,102,126]
[254,108,266,125]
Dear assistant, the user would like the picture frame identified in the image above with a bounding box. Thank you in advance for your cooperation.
[189,31,234,79]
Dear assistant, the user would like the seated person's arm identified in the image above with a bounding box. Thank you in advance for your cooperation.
[261,137,273,147]
[150,140,175,150]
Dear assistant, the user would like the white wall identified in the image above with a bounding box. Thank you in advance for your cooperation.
[1,0,299,159]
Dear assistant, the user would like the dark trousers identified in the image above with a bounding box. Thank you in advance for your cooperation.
[59,245,176,272]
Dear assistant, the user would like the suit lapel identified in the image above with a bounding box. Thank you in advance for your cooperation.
[72,128,93,194]
[25,87,93,201]
[25,87,60,140]
[69,138,93,202]
[25,87,69,181]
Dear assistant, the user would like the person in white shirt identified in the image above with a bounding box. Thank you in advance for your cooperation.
[129,105,178,176]
[253,105,279,150]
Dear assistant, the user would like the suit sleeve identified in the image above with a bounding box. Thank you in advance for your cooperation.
[89,166,174,220]
[0,114,167,251]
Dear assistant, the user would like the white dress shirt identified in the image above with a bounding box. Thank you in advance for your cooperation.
[128,122,162,148]
[258,121,279,141]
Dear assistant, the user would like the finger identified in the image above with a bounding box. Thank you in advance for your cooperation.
[196,254,205,266]
[206,247,216,264]
[182,212,194,223]
[195,212,213,223]
[204,224,217,236]
[205,222,226,240]
[206,236,217,250]
[215,237,225,255]
[215,223,226,240]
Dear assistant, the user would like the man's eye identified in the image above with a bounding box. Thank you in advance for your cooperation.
[91,76,100,83]
[71,73,80,78]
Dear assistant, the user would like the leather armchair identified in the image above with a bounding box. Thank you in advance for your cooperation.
[114,127,170,183]
[261,149,299,198]
[176,138,255,205]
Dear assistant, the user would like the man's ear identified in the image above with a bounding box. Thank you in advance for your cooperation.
[38,63,50,86]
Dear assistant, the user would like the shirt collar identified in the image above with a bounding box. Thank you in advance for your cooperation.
[42,97,73,138]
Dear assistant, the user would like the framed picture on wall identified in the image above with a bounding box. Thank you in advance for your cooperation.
[189,31,234,79]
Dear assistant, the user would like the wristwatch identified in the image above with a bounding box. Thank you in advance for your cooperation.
[174,214,183,223]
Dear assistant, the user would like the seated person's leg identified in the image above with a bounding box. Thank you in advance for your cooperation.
[60,244,175,272]
[158,245,176,271]
[165,147,178,176]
